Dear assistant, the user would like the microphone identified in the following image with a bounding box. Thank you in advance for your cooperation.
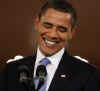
[34,65,47,90]
[17,65,35,91]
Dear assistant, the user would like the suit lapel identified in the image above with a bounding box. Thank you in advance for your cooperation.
[49,51,73,91]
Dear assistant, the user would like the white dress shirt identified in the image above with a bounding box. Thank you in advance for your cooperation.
[34,47,65,91]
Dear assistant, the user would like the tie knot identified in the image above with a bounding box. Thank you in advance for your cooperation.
[39,58,51,66]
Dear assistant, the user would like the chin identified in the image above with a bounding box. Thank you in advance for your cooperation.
[42,48,61,57]
[42,50,55,57]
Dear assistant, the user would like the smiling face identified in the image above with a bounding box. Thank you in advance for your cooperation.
[35,8,74,56]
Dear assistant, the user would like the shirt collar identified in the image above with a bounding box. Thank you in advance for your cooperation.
[36,47,65,66]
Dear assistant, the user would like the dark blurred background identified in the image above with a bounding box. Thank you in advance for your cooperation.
[0,0,100,69]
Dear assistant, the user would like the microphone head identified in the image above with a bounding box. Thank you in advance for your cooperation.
[17,65,32,85]
[36,65,47,79]
[17,65,35,90]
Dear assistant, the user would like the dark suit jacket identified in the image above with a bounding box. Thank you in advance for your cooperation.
[0,51,100,91]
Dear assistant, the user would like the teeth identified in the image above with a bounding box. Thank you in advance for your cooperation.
[45,40,56,45]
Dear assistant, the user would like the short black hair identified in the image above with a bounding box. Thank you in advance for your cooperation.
[38,0,77,29]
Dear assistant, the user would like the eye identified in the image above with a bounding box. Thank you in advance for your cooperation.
[42,22,53,29]
[57,26,68,33]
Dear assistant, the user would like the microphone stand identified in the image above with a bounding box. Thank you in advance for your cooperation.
[20,77,35,91]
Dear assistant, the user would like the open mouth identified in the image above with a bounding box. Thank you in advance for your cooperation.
[43,37,59,46]
[45,40,56,45]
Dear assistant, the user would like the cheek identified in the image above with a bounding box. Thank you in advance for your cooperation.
[37,27,44,38]
[38,26,47,36]
[59,33,68,42]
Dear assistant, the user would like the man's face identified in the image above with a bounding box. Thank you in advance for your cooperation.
[35,8,74,56]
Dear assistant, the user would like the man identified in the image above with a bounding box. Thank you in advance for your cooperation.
[0,0,100,91]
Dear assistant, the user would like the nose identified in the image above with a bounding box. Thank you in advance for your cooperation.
[48,27,58,39]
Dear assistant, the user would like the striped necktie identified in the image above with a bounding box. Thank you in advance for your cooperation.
[34,58,51,91]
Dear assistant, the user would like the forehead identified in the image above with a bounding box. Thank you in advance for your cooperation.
[40,8,72,26]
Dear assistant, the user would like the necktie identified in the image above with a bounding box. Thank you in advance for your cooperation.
[34,58,51,91]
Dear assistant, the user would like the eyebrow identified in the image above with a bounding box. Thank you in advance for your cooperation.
[42,22,53,26]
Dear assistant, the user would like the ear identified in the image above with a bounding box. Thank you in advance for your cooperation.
[34,16,40,30]
[69,25,78,40]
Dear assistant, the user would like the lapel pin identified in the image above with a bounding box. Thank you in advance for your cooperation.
[60,74,66,78]
[60,73,71,79]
